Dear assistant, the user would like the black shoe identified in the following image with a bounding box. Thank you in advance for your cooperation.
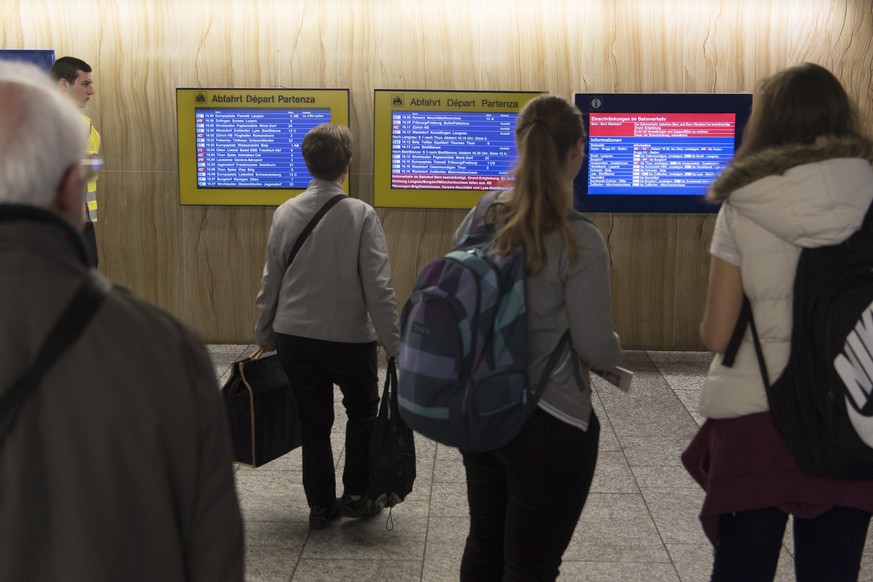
[338,494,382,519]
[309,500,339,529]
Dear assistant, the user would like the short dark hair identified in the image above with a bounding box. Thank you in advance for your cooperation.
[50,56,92,84]
[301,124,353,181]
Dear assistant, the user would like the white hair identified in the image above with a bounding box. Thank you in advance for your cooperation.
[0,60,86,207]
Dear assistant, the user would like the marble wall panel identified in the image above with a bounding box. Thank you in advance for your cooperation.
[97,169,184,314]
[182,204,274,341]
[601,214,679,348]
[3,0,872,346]
[674,214,717,350]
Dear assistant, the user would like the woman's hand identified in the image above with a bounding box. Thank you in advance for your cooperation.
[253,345,275,358]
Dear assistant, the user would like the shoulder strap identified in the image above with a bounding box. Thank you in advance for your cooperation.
[722,297,750,367]
[284,194,346,273]
[722,295,771,389]
[0,271,108,444]
[472,190,501,221]
[844,200,873,248]
[744,297,772,390]
[458,190,504,247]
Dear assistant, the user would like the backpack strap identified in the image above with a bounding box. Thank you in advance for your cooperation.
[284,194,346,274]
[458,190,505,246]
[744,297,772,390]
[472,190,502,229]
[845,201,873,248]
[0,270,108,445]
[722,295,771,389]
[722,297,751,368]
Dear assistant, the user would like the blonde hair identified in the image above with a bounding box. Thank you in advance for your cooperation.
[489,95,583,274]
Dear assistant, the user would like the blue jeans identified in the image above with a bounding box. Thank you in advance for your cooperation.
[460,409,600,582]
[276,334,379,508]
[712,506,871,582]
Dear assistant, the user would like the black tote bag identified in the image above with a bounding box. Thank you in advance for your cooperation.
[221,350,302,467]
[368,358,416,508]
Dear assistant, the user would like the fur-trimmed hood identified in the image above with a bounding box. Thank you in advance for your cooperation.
[709,136,873,201]
[711,136,873,248]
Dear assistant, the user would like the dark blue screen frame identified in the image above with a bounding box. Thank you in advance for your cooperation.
[0,49,55,71]
[573,92,752,213]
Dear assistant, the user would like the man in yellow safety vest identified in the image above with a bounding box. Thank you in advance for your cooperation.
[51,56,101,267]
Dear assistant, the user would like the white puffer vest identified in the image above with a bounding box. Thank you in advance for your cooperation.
[699,205,799,418]
[699,138,873,419]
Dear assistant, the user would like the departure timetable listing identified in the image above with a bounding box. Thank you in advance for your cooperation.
[587,112,737,196]
[391,111,518,190]
[195,108,330,189]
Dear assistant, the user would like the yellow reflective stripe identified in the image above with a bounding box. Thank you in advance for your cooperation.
[82,114,100,155]
[86,198,98,222]
[81,115,100,223]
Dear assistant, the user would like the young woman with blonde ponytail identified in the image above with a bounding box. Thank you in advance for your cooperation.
[454,95,623,581]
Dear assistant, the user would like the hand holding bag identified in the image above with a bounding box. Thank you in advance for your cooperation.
[221,348,302,467]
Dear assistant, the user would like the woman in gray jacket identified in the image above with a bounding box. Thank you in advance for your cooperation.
[255,124,400,529]
[455,95,622,581]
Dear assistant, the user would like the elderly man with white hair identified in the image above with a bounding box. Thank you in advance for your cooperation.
[0,61,244,582]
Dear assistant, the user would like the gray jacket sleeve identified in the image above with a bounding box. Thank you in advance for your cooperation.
[565,224,622,370]
[359,208,400,356]
[254,207,286,347]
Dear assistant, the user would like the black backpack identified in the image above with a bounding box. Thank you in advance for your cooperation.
[725,205,873,479]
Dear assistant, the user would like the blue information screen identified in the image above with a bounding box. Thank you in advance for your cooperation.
[391,111,518,190]
[587,112,736,196]
[195,108,330,189]
[0,49,55,71]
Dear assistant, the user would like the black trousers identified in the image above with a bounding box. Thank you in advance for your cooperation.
[82,221,98,268]
[460,409,601,582]
[275,334,379,508]
[712,506,871,582]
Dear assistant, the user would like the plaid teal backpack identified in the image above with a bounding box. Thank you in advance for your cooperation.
[397,191,568,452]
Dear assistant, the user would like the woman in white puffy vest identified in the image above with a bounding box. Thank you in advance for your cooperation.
[684,63,873,581]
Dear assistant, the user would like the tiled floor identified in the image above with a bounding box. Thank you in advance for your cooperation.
[209,345,873,582]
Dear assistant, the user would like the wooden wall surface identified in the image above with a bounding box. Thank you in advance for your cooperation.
[3,0,872,348]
